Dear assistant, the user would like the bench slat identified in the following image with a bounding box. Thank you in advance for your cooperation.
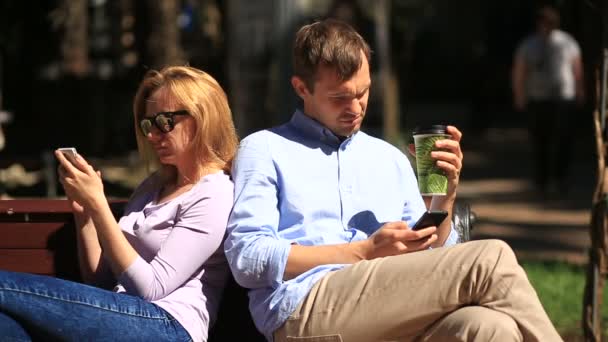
[0,249,56,274]
[0,223,70,248]
[0,200,73,214]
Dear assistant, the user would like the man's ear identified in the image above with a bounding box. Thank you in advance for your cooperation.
[291,76,310,99]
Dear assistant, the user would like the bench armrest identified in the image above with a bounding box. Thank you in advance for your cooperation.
[452,201,476,243]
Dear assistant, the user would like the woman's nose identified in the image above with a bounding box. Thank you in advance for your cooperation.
[146,129,161,141]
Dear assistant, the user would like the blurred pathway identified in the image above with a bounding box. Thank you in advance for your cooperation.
[459,127,595,264]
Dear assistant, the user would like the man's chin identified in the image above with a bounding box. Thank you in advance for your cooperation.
[335,126,361,138]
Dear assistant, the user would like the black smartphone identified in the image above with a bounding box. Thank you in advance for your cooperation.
[411,210,448,230]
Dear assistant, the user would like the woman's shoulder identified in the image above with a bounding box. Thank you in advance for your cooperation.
[123,172,161,212]
[196,171,234,194]
[170,172,234,224]
[130,172,161,199]
[183,171,234,205]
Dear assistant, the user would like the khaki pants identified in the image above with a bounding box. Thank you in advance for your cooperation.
[274,240,562,342]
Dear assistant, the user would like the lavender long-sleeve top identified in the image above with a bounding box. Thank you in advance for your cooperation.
[114,171,233,342]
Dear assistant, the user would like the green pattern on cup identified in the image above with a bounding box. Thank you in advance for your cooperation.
[414,134,450,195]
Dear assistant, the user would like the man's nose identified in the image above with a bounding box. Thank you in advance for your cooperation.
[349,98,363,115]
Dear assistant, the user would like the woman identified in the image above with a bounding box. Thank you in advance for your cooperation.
[0,66,239,342]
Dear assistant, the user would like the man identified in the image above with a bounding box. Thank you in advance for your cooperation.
[512,5,584,195]
[226,19,562,341]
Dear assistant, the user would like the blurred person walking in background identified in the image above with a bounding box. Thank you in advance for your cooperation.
[512,5,584,196]
[0,66,238,342]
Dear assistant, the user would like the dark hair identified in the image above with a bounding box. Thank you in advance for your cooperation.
[537,5,560,30]
[293,18,371,91]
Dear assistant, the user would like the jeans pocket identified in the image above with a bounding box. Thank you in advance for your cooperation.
[286,335,343,342]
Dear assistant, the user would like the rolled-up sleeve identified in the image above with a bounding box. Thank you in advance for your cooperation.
[443,223,460,246]
[225,134,292,289]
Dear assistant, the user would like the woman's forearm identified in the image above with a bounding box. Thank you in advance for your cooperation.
[74,212,104,284]
[88,197,139,278]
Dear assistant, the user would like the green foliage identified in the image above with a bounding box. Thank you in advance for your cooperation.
[522,260,608,338]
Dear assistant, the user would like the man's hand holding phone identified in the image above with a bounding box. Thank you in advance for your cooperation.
[411,210,448,231]
[362,219,440,260]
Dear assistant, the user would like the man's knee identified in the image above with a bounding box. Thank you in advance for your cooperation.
[468,239,518,267]
[423,306,522,342]
[468,307,522,341]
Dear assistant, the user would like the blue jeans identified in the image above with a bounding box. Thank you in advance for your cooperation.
[0,270,192,341]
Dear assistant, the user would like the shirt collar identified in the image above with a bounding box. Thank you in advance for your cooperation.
[289,109,357,148]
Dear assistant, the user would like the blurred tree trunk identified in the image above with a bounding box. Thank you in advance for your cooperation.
[376,0,400,145]
[50,0,90,77]
[582,0,608,340]
[147,0,185,68]
[225,0,276,136]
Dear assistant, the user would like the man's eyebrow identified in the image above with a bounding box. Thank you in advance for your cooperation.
[328,92,353,97]
[328,85,371,97]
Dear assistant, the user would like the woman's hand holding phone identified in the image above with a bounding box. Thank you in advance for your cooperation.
[55,147,104,212]
[57,147,78,165]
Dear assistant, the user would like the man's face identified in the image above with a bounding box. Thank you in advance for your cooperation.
[537,19,554,37]
[293,51,371,137]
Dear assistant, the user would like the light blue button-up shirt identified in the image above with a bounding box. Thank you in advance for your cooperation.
[225,110,459,340]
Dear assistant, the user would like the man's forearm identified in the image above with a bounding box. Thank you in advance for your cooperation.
[429,194,456,246]
[512,58,527,109]
[573,56,585,100]
[284,242,367,280]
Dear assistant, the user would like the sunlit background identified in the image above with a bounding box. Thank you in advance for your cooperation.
[0,1,605,338]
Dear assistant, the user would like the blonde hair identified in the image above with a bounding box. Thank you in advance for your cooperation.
[133,66,238,180]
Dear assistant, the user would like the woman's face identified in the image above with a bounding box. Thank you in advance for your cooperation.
[143,88,196,166]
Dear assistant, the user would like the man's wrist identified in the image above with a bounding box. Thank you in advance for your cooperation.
[349,240,369,262]
[430,193,456,211]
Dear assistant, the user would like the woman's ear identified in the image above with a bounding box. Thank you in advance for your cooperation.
[291,76,309,99]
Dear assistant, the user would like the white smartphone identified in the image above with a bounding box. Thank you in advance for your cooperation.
[57,147,78,165]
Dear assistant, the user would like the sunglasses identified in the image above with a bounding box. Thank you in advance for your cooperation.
[139,110,189,136]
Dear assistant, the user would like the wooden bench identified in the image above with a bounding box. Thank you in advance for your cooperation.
[0,199,265,341]
[0,199,474,341]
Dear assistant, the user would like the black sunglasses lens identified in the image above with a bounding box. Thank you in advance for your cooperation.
[155,114,173,133]
[140,119,153,136]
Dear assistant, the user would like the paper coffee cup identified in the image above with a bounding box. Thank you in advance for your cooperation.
[413,125,451,196]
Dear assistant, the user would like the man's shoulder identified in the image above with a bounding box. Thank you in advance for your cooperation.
[241,124,289,145]
[554,29,575,41]
[357,131,402,151]
[517,34,540,53]
[237,122,301,158]
[241,129,272,145]
[355,131,407,161]
[553,30,580,49]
